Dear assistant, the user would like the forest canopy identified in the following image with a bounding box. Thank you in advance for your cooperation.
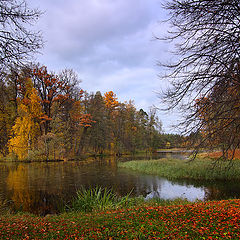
[0,65,181,160]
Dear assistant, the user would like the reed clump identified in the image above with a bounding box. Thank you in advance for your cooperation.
[68,186,134,212]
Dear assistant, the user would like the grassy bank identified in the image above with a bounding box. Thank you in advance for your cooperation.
[1,199,240,239]
[118,157,240,180]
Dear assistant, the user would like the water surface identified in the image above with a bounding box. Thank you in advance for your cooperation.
[0,152,240,215]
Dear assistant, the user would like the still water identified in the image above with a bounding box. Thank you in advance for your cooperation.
[0,152,240,215]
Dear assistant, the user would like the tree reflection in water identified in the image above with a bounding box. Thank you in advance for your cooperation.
[1,153,240,215]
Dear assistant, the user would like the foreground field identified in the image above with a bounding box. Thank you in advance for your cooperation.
[0,199,240,239]
[119,157,240,180]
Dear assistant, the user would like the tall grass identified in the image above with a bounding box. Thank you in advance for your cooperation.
[68,186,134,212]
[118,157,240,180]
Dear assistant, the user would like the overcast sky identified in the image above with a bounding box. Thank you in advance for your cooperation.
[28,0,181,133]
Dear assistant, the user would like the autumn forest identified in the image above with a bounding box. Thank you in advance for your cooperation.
[0,65,182,161]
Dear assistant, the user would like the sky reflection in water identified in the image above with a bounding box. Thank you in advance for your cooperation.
[0,153,239,214]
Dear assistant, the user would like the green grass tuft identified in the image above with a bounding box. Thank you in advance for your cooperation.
[68,186,136,212]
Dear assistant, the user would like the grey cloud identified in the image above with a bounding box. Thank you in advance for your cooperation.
[28,0,179,132]
[35,0,163,59]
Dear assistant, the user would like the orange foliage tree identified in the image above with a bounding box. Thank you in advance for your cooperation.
[104,91,119,110]
[103,91,119,152]
[70,91,95,155]
[32,66,71,134]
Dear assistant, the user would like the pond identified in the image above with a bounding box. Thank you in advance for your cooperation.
[0,152,240,215]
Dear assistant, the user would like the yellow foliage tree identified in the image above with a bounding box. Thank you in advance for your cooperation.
[9,79,44,160]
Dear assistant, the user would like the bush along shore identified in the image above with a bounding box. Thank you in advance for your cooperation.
[1,198,240,239]
[118,157,240,180]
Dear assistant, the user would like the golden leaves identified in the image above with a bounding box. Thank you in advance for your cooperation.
[104,91,119,109]
[8,85,44,160]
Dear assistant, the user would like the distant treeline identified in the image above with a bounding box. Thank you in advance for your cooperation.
[0,64,183,160]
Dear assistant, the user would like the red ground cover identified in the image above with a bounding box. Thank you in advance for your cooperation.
[0,199,240,239]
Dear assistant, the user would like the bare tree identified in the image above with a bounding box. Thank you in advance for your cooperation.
[160,0,240,159]
[0,0,43,71]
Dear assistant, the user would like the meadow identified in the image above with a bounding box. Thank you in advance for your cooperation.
[118,157,240,180]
